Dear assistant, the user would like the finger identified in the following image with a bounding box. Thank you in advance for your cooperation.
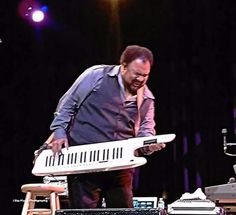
[57,142,62,155]
[64,139,69,150]
[51,143,58,156]
[52,141,61,156]
[149,143,165,151]
[149,144,159,151]
[161,143,166,148]
[157,143,166,150]
[47,143,52,149]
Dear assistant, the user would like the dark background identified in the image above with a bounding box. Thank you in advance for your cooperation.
[1,0,236,214]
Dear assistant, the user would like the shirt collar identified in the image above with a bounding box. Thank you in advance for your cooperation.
[107,65,155,100]
[107,65,120,76]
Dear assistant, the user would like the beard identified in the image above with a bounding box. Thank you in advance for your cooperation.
[127,81,144,95]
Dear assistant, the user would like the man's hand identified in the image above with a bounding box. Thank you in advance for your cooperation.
[50,138,69,155]
[135,143,166,156]
[148,143,166,152]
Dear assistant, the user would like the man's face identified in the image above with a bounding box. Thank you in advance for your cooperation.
[121,58,151,94]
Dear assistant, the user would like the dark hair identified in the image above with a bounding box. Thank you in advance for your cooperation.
[120,45,154,66]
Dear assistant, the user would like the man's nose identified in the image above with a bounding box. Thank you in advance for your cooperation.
[136,75,145,82]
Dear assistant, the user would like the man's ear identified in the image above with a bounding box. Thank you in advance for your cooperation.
[121,63,127,73]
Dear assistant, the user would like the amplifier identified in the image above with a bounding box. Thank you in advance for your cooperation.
[55,208,164,215]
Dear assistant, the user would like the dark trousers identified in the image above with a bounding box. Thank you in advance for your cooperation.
[68,169,134,208]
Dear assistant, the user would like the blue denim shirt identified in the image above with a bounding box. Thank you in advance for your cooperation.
[50,65,156,140]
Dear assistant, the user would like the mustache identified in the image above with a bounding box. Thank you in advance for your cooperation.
[133,80,144,86]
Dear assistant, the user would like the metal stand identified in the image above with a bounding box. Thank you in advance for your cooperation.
[222,128,236,157]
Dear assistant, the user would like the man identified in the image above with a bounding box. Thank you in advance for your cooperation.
[49,45,166,208]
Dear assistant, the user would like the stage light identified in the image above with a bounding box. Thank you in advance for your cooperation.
[18,0,48,26]
[32,10,45,22]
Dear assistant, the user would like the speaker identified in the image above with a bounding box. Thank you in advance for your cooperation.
[55,208,164,215]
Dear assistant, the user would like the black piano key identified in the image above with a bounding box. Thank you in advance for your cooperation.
[80,152,83,163]
[61,154,64,165]
[74,153,77,164]
[58,153,64,166]
[116,147,119,159]
[70,153,74,164]
[49,156,52,166]
[58,154,61,166]
[67,153,70,165]
[84,151,87,163]
[103,149,105,160]
[107,149,109,160]
[45,156,48,167]
[93,150,96,162]
[120,147,123,158]
[89,151,92,162]
[52,156,55,166]
[112,148,115,159]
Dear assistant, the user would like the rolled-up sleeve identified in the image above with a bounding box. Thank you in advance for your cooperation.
[137,99,156,137]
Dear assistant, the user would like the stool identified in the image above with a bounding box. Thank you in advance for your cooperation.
[21,183,65,215]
